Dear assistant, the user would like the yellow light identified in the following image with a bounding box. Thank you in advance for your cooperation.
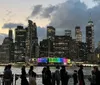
[68,59,71,63]
[97,54,100,58]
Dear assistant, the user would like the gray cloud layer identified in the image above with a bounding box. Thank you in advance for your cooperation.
[49,0,88,39]
[29,5,58,18]
[40,5,58,18]
[93,0,100,2]
[29,0,100,46]
[2,23,24,28]
[50,0,100,46]
[2,0,100,47]
[30,5,42,17]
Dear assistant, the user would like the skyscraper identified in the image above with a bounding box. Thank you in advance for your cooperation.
[0,29,14,63]
[40,39,53,57]
[15,26,27,61]
[75,26,82,42]
[86,19,94,61]
[53,35,72,58]
[47,26,55,57]
[97,41,100,48]
[26,20,38,59]
[0,37,13,63]
[95,41,100,62]
[47,26,55,41]
[65,30,71,37]
[9,28,13,39]
[86,20,94,53]
[8,29,14,62]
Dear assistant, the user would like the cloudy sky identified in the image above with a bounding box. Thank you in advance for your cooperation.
[0,0,100,47]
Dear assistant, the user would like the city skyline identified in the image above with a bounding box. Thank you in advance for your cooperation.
[0,0,100,46]
[0,18,98,62]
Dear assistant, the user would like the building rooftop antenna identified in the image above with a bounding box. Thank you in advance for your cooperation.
[90,12,92,21]
[88,12,93,24]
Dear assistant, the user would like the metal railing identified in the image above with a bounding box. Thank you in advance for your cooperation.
[0,74,91,85]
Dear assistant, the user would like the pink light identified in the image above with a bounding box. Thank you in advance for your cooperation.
[66,59,68,63]
[63,58,67,63]
[37,58,41,62]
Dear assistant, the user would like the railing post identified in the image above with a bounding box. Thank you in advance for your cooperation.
[12,74,13,85]
[1,74,4,85]
[15,74,16,85]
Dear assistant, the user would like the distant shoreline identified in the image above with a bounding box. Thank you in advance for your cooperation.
[0,63,99,68]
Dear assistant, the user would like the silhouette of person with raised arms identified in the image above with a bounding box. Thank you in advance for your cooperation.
[78,65,85,85]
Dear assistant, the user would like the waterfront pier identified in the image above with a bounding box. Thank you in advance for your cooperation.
[0,74,91,85]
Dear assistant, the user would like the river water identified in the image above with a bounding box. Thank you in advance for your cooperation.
[0,66,94,85]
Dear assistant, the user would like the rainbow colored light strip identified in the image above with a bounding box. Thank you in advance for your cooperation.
[37,58,70,63]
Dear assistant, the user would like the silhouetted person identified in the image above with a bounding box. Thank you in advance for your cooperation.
[20,66,29,85]
[93,66,100,85]
[45,66,52,85]
[3,64,13,85]
[3,65,8,85]
[54,66,60,85]
[28,66,37,85]
[4,65,8,71]
[73,70,78,85]
[88,70,96,85]
[78,65,85,85]
[52,72,55,85]
[60,65,69,85]
[42,67,47,85]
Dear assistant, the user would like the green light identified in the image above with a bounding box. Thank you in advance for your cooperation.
[48,58,63,63]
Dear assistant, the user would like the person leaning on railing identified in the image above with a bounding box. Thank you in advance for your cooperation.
[3,65,13,85]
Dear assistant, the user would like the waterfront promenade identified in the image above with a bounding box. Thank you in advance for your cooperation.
[0,74,90,85]
[0,66,94,85]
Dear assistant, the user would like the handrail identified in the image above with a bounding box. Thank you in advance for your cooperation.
[0,74,91,85]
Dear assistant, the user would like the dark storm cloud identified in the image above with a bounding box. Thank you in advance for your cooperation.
[40,5,58,18]
[46,0,100,46]
[93,0,100,2]
[29,0,100,46]
[2,23,24,28]
[49,0,88,40]
[30,5,42,17]
[29,5,58,18]
[0,33,7,45]
[90,4,100,46]
[28,0,100,46]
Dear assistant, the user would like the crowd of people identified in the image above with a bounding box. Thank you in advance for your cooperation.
[2,64,100,85]
[42,65,72,85]
[3,65,37,85]
[42,65,100,85]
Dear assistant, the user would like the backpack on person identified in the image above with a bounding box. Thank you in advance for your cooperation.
[55,70,60,80]
[4,69,12,79]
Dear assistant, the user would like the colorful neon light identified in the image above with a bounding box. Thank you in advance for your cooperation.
[37,57,71,63]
